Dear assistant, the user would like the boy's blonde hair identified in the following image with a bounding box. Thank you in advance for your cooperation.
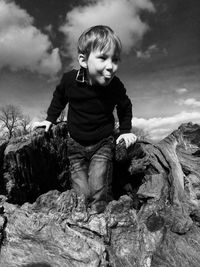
[77,25,122,59]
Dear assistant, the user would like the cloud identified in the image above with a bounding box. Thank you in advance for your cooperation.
[60,0,155,66]
[176,98,200,108]
[132,111,200,140]
[0,0,61,75]
[136,44,158,59]
[135,44,168,59]
[175,88,188,94]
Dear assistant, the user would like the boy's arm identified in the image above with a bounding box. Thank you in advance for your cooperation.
[116,133,137,148]
[32,74,69,132]
[46,74,69,124]
[115,78,137,147]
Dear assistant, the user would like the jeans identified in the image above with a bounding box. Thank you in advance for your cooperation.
[67,135,115,212]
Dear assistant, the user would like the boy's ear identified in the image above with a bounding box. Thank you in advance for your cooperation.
[78,54,87,69]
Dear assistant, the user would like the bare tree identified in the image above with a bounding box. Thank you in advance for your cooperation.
[0,104,23,139]
[19,114,31,135]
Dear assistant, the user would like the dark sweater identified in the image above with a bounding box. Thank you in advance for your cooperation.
[46,69,132,143]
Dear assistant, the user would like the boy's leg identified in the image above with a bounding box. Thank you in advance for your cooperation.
[67,137,90,201]
[88,136,114,213]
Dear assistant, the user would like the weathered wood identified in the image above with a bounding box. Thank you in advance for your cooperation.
[0,122,200,266]
[1,124,70,204]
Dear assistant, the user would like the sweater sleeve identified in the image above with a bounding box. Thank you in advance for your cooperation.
[115,77,132,134]
[46,73,69,124]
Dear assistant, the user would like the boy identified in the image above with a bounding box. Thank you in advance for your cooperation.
[35,25,137,213]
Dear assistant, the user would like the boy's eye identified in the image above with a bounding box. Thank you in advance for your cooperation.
[98,56,106,60]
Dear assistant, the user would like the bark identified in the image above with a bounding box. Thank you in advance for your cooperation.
[0,122,200,266]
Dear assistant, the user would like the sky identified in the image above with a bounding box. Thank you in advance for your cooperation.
[0,0,200,140]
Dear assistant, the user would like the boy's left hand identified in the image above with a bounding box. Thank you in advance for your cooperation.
[116,133,137,148]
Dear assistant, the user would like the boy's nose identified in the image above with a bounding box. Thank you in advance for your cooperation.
[105,59,113,70]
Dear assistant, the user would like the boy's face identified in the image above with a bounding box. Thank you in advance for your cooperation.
[79,46,120,86]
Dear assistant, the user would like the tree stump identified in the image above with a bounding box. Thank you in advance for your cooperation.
[0,122,200,266]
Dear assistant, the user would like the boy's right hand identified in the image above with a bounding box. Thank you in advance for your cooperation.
[32,120,52,132]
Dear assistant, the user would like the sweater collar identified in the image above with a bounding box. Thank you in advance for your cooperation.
[76,68,89,84]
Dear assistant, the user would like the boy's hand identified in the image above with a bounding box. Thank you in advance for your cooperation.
[32,120,52,132]
[116,133,137,148]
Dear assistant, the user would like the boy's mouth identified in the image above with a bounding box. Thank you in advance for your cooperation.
[104,72,113,78]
